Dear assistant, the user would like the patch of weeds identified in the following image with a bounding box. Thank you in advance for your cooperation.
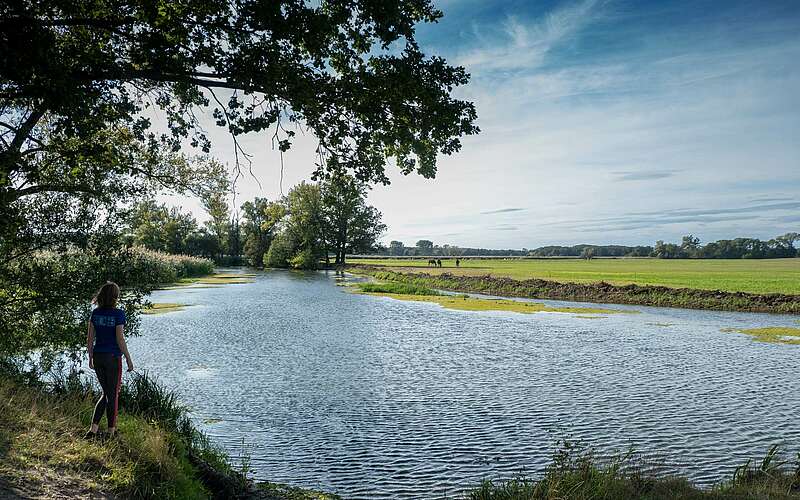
[721,326,800,345]
[142,303,189,315]
[360,291,631,315]
[354,281,441,295]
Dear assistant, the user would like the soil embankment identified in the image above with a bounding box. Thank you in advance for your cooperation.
[348,266,800,314]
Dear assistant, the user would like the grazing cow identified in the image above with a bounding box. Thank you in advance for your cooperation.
[428,259,436,267]
[455,258,460,267]
[436,259,442,267]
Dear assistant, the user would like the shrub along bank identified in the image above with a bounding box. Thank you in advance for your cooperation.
[0,363,338,500]
[468,442,800,500]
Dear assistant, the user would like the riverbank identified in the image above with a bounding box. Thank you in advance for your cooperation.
[0,368,338,500]
[347,257,800,295]
[467,444,800,500]
[3,368,798,500]
[346,266,800,314]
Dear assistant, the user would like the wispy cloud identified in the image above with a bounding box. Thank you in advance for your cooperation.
[773,215,800,223]
[456,0,600,72]
[748,196,795,203]
[480,207,526,215]
[539,202,800,233]
[176,1,800,249]
[612,170,679,181]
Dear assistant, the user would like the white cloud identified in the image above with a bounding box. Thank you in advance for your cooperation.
[158,1,800,249]
[455,0,600,73]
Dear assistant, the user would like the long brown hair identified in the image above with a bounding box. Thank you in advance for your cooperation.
[93,281,120,308]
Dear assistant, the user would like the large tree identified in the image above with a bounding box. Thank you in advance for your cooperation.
[389,240,405,256]
[0,0,477,359]
[283,182,326,269]
[198,158,231,261]
[1,0,478,200]
[321,175,385,265]
[128,200,198,254]
[240,197,283,267]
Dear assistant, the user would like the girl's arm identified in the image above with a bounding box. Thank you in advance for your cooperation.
[116,325,134,371]
[87,321,95,370]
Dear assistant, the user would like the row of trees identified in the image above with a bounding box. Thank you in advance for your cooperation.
[528,244,653,258]
[385,241,530,257]
[379,235,800,259]
[126,175,385,269]
[652,234,800,259]
[381,241,649,257]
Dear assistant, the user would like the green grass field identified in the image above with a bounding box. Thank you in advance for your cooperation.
[348,258,800,295]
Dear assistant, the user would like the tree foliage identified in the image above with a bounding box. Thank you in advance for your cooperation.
[198,158,231,260]
[655,233,799,259]
[0,0,477,360]
[128,200,198,254]
[259,178,385,269]
[240,197,282,267]
[1,0,478,189]
[321,175,386,265]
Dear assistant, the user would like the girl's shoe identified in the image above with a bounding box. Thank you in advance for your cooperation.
[83,430,99,440]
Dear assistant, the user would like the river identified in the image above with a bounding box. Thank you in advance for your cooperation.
[130,269,800,499]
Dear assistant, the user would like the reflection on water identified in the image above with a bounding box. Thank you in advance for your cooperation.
[131,269,800,499]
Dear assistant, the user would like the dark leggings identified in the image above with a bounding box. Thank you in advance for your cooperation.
[92,353,122,428]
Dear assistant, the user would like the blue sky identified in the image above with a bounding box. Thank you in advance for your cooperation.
[167,0,800,248]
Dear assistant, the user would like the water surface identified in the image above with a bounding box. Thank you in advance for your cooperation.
[131,270,800,499]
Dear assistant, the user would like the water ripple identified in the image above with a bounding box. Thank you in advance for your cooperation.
[132,270,800,499]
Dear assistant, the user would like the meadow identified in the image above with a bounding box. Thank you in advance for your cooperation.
[348,258,800,295]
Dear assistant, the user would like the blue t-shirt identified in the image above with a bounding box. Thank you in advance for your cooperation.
[91,307,126,356]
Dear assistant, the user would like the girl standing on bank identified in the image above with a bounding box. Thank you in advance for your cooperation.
[85,281,135,439]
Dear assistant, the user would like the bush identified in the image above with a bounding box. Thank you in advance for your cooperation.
[0,247,213,360]
[289,248,318,270]
[265,234,293,268]
[127,247,214,282]
[468,440,800,500]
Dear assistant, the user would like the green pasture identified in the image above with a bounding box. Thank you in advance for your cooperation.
[348,258,800,295]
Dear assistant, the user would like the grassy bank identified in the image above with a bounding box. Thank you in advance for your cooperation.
[3,368,798,499]
[468,443,800,499]
[0,366,338,500]
[351,282,632,315]
[349,258,800,295]
[347,267,800,314]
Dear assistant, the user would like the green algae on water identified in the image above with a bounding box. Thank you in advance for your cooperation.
[356,288,631,316]
[168,273,256,287]
[722,326,800,345]
[142,303,189,315]
[356,281,441,296]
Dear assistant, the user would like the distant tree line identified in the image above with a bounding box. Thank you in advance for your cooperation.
[528,244,653,258]
[651,233,799,259]
[378,233,799,259]
[126,174,385,269]
[380,241,649,258]
[384,240,531,257]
